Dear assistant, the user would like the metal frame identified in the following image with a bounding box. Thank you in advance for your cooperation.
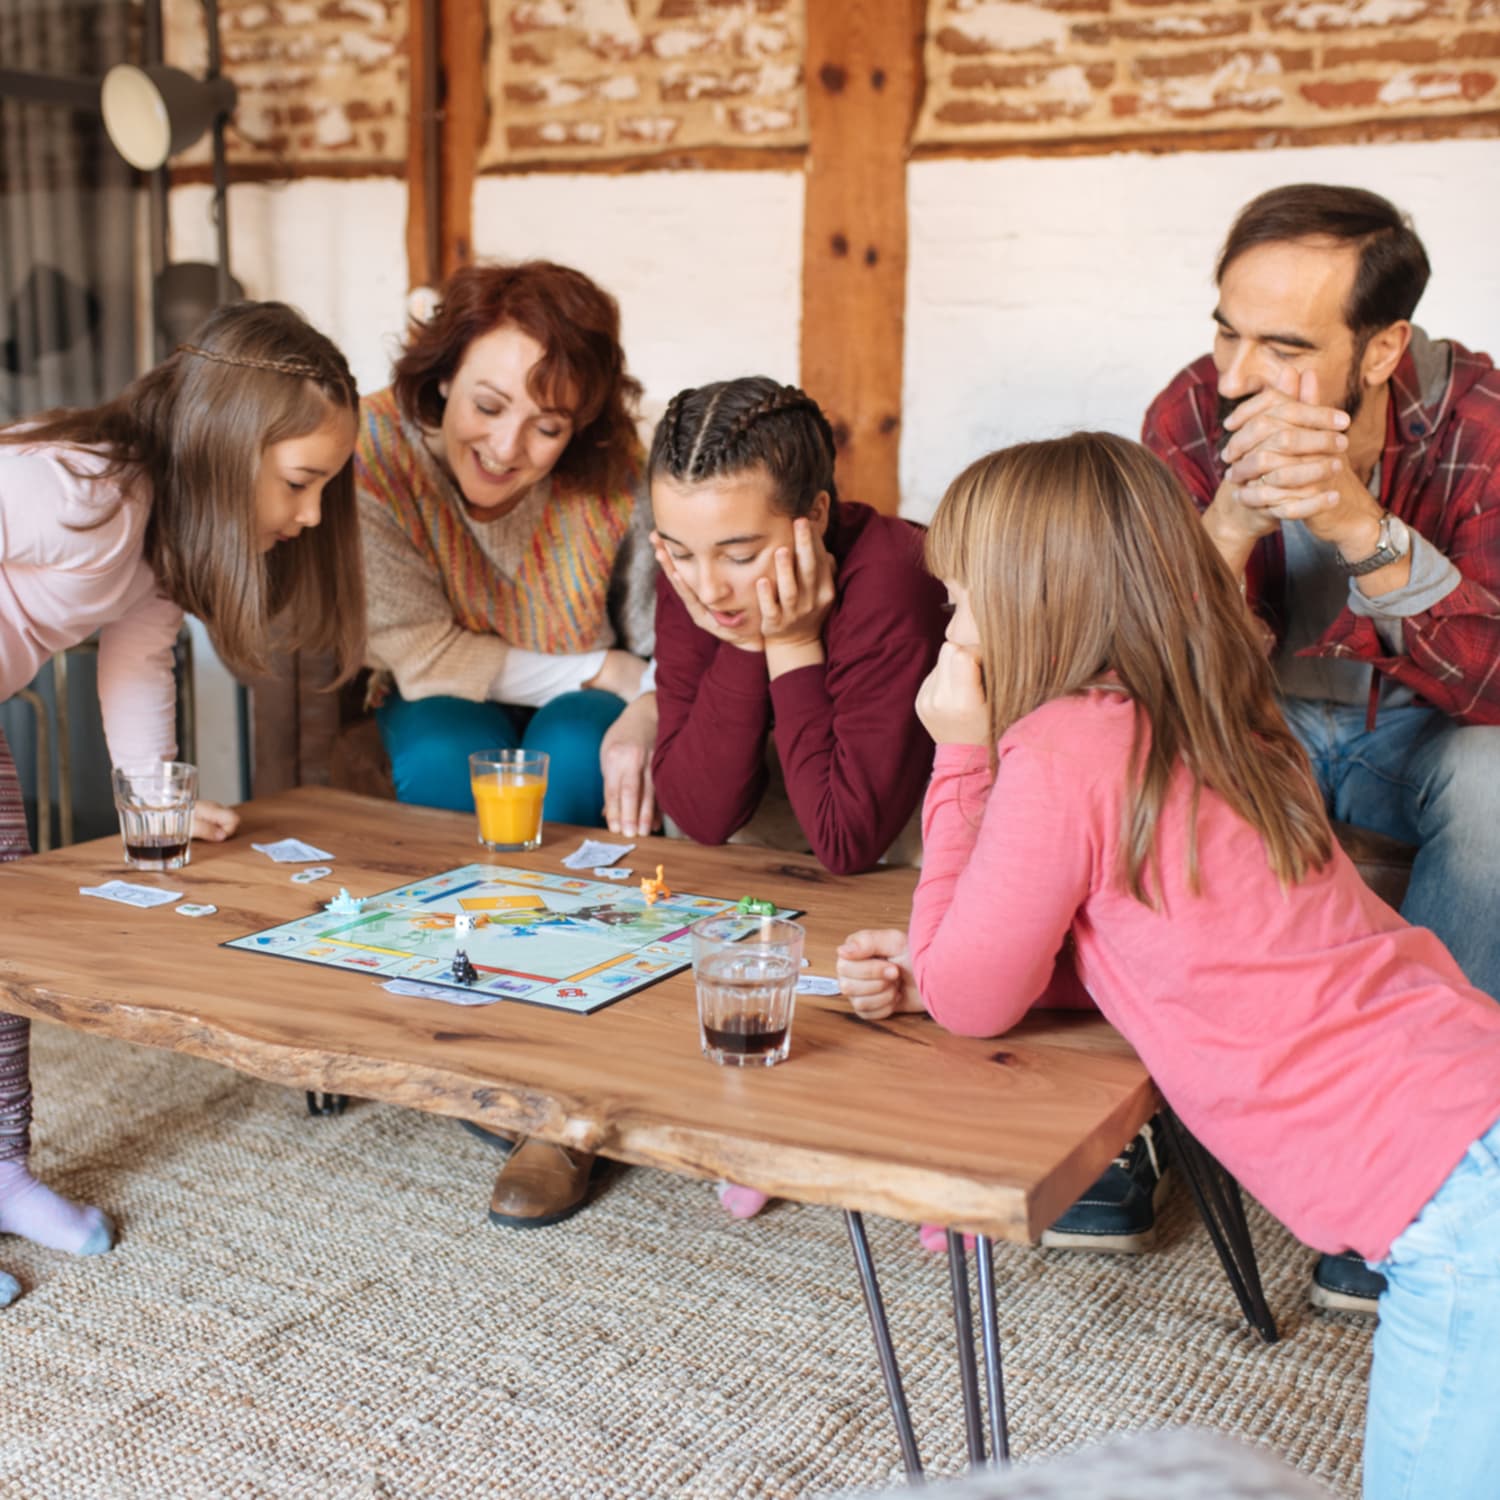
[846,1113,1275,1478]
[845,1212,1012,1485]
[1160,1107,1279,1344]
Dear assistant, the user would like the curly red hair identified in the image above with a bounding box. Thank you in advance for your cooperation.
[393,261,642,494]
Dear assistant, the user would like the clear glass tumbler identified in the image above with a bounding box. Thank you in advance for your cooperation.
[111,761,198,871]
[691,913,805,1067]
[469,749,549,852]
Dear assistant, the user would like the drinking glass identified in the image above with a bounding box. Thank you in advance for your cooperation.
[691,913,804,1067]
[111,761,198,871]
[469,749,549,852]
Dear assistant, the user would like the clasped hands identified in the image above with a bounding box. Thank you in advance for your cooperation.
[1213,365,1383,559]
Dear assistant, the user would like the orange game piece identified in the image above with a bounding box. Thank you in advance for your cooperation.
[640,864,671,906]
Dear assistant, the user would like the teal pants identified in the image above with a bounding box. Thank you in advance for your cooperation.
[375,690,624,827]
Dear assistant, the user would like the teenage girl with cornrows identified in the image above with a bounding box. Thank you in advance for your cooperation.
[649,377,947,877]
[650,377,948,1220]
[0,301,365,1305]
[838,431,1500,1500]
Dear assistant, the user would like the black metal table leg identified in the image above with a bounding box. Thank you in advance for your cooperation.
[845,1211,924,1483]
[974,1236,1010,1465]
[305,1091,349,1117]
[1161,1107,1278,1344]
[946,1232,987,1468]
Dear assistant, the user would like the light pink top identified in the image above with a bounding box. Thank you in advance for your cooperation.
[0,444,180,766]
[911,690,1500,1260]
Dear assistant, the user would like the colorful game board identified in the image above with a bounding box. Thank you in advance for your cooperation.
[224,864,801,1014]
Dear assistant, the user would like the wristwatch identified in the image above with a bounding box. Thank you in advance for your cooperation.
[1339,511,1411,576]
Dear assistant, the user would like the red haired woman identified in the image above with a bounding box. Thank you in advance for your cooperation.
[355,261,657,1227]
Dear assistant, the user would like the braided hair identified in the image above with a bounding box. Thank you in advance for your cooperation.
[649,376,838,517]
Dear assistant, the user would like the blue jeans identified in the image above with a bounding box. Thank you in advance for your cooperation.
[1364,1115,1500,1500]
[1279,698,1500,1000]
[375,690,624,827]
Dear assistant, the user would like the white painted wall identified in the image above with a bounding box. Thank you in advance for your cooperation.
[169,178,409,396]
[901,138,1500,520]
[167,178,408,800]
[471,170,805,418]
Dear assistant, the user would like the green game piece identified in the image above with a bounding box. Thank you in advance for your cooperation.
[735,896,777,916]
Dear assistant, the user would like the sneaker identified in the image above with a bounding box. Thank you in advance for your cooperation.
[1040,1118,1168,1254]
[1310,1250,1385,1316]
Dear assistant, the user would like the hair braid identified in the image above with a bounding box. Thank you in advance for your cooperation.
[647,375,838,517]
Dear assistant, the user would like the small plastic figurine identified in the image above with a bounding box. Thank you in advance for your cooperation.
[735,895,776,917]
[326,888,364,916]
[640,864,671,907]
[450,950,478,985]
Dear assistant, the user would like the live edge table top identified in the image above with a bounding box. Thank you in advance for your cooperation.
[0,787,1156,1244]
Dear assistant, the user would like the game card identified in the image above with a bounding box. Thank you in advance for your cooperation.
[561,838,634,871]
[81,881,183,909]
[796,975,843,996]
[252,838,335,864]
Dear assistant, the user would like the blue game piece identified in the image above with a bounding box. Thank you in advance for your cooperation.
[325,888,364,916]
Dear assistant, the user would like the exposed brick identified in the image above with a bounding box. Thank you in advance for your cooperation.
[935,96,1088,126]
[1301,68,1494,106]
[617,114,683,143]
[1073,11,1253,43]
[506,119,607,150]
[660,68,759,102]
[951,59,1114,89]
[1264,0,1452,31]
[1323,31,1500,66]
[1133,44,1314,79]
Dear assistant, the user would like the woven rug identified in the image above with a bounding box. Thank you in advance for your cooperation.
[0,1024,1368,1499]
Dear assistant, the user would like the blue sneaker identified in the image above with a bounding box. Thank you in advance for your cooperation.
[1041,1119,1168,1254]
[1310,1250,1385,1316]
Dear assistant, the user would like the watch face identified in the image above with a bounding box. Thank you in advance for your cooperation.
[1387,514,1411,556]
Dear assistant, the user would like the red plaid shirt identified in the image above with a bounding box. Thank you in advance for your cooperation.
[1143,339,1500,726]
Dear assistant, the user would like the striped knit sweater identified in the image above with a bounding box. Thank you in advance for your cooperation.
[355,387,654,705]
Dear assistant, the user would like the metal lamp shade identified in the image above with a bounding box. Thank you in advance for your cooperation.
[100,64,237,170]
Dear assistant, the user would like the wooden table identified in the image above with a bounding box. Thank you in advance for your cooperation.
[0,787,1247,1477]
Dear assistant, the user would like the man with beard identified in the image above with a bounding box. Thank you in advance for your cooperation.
[1140,183,1500,1315]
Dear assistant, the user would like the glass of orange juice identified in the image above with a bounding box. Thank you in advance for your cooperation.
[469,750,549,852]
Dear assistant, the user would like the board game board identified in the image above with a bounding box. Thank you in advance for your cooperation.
[225,864,801,1014]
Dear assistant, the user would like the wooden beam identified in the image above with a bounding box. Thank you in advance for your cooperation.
[801,0,925,517]
[405,0,441,289]
[440,0,487,277]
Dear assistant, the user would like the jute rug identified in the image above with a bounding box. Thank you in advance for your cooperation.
[0,1024,1368,1499]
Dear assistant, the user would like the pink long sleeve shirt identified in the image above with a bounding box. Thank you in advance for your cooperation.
[0,444,180,766]
[911,690,1500,1260]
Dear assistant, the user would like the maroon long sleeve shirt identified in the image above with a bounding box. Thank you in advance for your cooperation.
[652,499,948,875]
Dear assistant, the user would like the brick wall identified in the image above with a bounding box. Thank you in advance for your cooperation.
[917,0,1500,149]
[164,0,407,170]
[481,0,807,167]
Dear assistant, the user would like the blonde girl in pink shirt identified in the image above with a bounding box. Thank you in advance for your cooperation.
[839,432,1500,1500]
[0,301,366,1306]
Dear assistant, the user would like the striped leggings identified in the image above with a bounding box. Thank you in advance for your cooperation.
[0,727,33,1168]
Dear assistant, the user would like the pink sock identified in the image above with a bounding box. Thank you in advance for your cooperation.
[716,1182,771,1219]
[918,1223,976,1254]
[0,1162,113,1256]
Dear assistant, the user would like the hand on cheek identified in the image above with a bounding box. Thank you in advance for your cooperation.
[652,531,765,651]
[757,518,836,647]
[915,642,989,746]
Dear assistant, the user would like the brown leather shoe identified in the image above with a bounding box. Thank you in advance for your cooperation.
[487,1137,595,1228]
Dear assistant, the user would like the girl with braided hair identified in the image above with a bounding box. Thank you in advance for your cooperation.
[650,376,947,878]
[650,376,948,1219]
[0,300,364,1305]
